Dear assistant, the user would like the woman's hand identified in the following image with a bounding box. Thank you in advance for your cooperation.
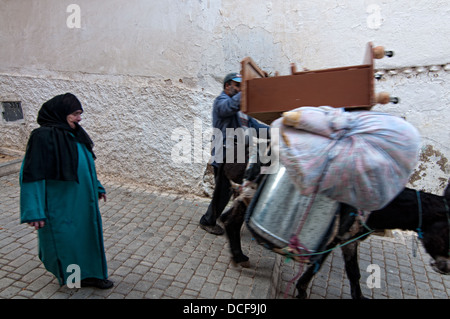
[99,193,107,202]
[28,221,45,230]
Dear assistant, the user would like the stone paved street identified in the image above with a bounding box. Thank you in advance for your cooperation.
[1,172,449,300]
[277,230,450,299]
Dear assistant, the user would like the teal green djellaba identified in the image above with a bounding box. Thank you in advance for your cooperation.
[20,141,108,286]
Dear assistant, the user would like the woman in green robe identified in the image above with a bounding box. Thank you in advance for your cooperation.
[20,93,113,289]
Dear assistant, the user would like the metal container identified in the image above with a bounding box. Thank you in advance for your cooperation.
[245,164,339,256]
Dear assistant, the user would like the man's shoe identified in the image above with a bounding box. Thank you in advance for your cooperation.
[200,223,224,235]
[80,278,114,289]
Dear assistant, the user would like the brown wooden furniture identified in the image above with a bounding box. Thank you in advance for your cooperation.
[240,42,394,124]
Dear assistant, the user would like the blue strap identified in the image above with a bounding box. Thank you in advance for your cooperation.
[416,191,423,239]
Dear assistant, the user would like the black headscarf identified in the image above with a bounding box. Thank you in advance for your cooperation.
[22,93,95,183]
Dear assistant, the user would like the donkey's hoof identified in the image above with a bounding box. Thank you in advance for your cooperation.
[232,259,250,268]
[238,260,251,268]
[231,254,250,268]
[296,290,307,299]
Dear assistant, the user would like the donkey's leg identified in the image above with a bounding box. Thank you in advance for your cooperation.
[295,250,333,299]
[223,202,250,267]
[341,242,366,299]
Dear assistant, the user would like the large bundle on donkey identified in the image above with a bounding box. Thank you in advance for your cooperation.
[246,106,421,263]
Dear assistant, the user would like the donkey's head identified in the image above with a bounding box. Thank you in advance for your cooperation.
[422,219,450,275]
[367,186,450,275]
[421,183,450,275]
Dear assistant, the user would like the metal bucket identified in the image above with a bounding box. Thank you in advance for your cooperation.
[245,163,339,260]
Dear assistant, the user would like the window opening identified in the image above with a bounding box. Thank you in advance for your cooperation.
[2,101,23,122]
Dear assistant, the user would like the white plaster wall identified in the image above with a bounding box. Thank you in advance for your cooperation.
[372,67,450,194]
[2,1,450,84]
[0,72,215,195]
[0,0,449,195]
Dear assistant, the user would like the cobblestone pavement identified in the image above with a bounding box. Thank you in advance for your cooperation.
[277,231,450,299]
[1,172,449,299]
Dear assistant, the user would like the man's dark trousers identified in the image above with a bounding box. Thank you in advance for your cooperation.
[200,164,233,226]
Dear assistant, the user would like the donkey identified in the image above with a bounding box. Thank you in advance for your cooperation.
[221,165,450,299]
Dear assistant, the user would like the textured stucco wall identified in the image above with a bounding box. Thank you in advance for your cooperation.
[1,0,449,196]
[0,72,215,195]
[372,66,450,194]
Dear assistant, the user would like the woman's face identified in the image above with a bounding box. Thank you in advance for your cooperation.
[66,110,82,129]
